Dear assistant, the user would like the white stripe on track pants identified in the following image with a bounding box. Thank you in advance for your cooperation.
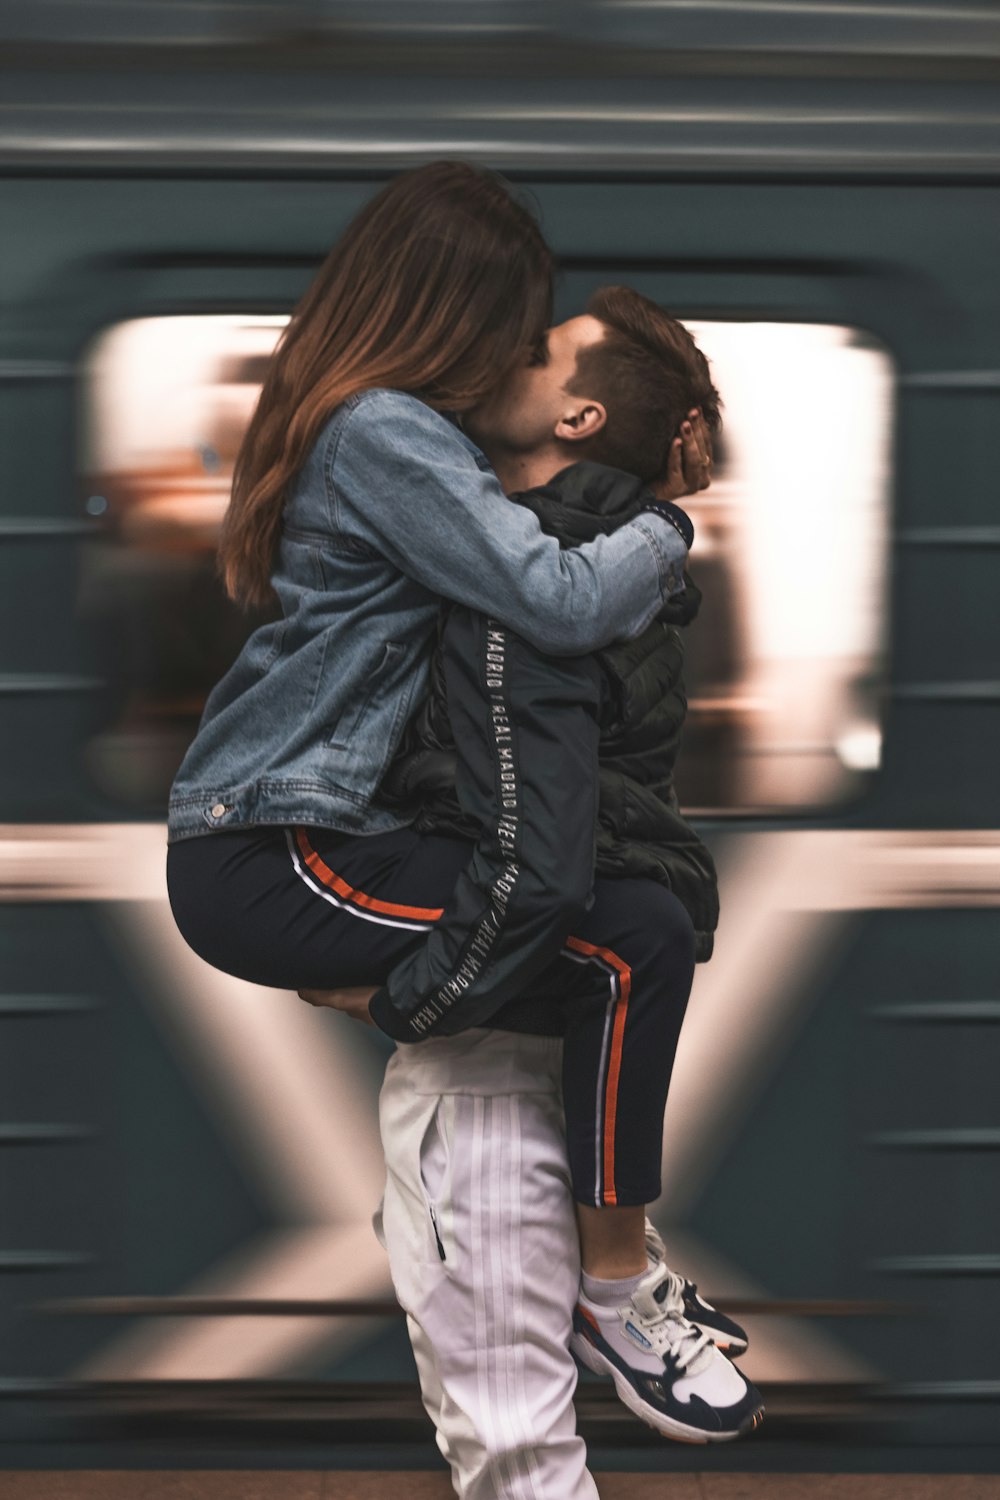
[375,1027,600,1500]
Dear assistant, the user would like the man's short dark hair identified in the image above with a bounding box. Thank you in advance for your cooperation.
[567,286,722,483]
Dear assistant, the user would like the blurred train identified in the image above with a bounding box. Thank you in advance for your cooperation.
[1,0,999,1478]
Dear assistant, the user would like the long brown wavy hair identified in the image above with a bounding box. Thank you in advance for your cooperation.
[220,161,554,608]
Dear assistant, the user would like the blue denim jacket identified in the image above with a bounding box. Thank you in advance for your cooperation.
[167,389,688,842]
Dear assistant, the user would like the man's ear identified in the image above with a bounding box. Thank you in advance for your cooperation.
[554,400,607,445]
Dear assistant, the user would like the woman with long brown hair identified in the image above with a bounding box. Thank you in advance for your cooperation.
[166,161,712,1497]
[218,161,555,613]
[169,158,698,886]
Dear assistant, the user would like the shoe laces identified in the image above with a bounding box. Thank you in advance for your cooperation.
[630,1268,714,1375]
[644,1216,667,1264]
[644,1222,707,1313]
[641,1244,703,1317]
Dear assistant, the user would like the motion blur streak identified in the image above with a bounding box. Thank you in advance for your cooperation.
[88,834,388,1381]
[1,824,996,1381]
[4,826,998,908]
[80,314,890,815]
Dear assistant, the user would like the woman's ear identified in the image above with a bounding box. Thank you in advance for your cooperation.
[555,400,607,444]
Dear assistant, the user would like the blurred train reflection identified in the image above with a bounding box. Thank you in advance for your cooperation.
[77,314,892,815]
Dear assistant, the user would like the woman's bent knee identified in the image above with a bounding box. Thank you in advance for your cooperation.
[626,882,696,974]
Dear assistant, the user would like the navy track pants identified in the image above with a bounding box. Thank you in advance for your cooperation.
[167,823,696,1207]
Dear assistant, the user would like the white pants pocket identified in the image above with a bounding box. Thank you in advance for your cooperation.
[418,1093,456,1270]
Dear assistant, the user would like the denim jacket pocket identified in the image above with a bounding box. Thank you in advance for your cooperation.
[327,639,405,750]
[324,639,415,800]
[256,618,287,678]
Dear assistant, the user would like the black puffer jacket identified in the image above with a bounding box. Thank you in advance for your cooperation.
[383,462,718,965]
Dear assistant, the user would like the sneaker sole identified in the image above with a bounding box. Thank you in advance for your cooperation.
[571,1331,764,1444]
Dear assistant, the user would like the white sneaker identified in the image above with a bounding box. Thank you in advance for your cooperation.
[570,1260,764,1443]
[644,1218,749,1357]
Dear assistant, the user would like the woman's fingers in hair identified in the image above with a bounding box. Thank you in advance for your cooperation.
[653,410,713,502]
[682,409,713,492]
[652,436,688,502]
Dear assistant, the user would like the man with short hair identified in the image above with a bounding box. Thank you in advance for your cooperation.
[468,285,721,491]
[303,289,759,1498]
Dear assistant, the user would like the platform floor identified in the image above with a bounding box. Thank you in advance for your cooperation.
[1,1475,999,1499]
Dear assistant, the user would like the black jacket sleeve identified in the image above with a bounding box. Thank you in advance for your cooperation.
[368,608,602,1041]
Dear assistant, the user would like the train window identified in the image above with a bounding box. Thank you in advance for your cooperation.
[78,315,892,814]
[78,316,287,812]
[678,320,892,812]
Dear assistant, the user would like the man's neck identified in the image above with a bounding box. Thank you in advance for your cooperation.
[490,445,571,496]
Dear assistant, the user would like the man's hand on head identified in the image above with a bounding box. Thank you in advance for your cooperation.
[653,407,713,502]
[297,984,377,1026]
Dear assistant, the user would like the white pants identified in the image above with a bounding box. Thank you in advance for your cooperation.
[376,1028,599,1500]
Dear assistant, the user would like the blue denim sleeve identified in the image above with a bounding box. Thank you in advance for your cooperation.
[328,390,688,656]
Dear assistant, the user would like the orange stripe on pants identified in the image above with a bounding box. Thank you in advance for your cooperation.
[295,830,633,1205]
[294,827,445,923]
[566,935,633,1206]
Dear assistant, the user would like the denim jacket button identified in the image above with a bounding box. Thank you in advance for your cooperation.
[210,803,227,819]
